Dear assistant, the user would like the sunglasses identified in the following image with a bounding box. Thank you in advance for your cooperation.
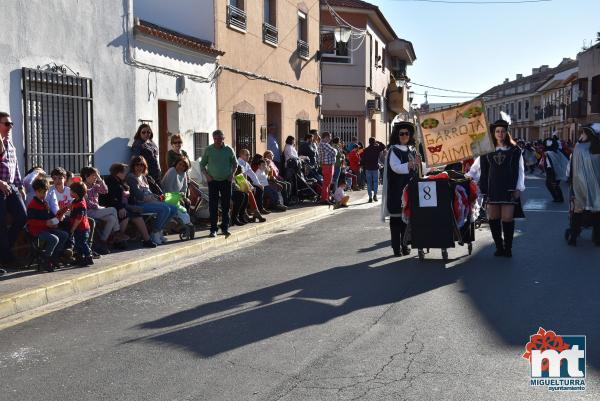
[399,131,410,136]
[2,122,14,128]
[172,142,182,145]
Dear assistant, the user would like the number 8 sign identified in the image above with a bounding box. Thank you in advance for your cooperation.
[418,182,437,207]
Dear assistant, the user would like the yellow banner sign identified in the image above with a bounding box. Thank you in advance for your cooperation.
[418,100,494,167]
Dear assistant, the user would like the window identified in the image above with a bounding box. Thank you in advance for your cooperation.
[296,120,310,143]
[227,0,246,31]
[591,75,600,113]
[319,28,350,63]
[382,48,386,71]
[21,67,94,172]
[368,33,373,89]
[525,100,529,119]
[375,40,379,68]
[233,112,256,155]
[518,101,522,120]
[263,0,277,44]
[321,116,358,144]
[193,132,209,161]
[297,11,309,58]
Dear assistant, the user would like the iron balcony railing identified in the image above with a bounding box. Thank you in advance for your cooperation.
[297,39,309,59]
[227,4,247,31]
[263,22,278,45]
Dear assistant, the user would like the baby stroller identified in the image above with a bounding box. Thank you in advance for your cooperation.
[188,179,211,224]
[285,157,320,205]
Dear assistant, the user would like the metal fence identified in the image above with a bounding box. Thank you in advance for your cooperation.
[227,4,247,31]
[21,67,94,172]
[321,115,359,144]
[233,112,256,155]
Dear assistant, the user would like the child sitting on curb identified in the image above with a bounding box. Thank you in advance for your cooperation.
[333,180,350,209]
[69,181,94,267]
[26,178,70,272]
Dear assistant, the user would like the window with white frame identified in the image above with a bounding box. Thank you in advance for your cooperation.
[319,27,351,63]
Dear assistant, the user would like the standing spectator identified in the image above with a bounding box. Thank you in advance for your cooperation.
[318,131,337,204]
[331,137,345,192]
[267,124,282,169]
[81,166,126,253]
[0,111,26,271]
[68,181,93,266]
[132,124,162,185]
[299,132,318,167]
[361,137,385,202]
[348,143,364,189]
[543,137,568,203]
[283,136,299,164]
[26,178,69,272]
[127,156,178,245]
[166,133,189,168]
[345,136,359,153]
[200,130,238,238]
[104,163,157,248]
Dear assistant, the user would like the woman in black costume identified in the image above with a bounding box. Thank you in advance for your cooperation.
[381,122,420,256]
[479,119,525,257]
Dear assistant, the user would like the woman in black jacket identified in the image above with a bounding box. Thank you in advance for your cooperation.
[131,124,162,185]
[103,163,157,248]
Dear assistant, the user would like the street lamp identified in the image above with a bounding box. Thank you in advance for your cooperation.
[334,26,351,44]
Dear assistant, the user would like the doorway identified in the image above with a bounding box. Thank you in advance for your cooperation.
[158,100,179,174]
[266,101,282,162]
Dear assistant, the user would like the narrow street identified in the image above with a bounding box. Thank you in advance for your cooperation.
[1,176,598,401]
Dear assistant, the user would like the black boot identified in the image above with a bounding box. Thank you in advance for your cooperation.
[569,213,583,246]
[390,217,402,256]
[502,221,515,257]
[489,219,504,256]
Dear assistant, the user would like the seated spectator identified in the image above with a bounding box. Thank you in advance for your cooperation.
[231,166,249,226]
[27,178,69,272]
[48,167,73,220]
[127,156,178,245]
[166,133,189,168]
[161,157,193,230]
[104,163,157,248]
[234,166,266,223]
[81,166,128,254]
[333,180,350,209]
[238,149,268,215]
[255,159,287,211]
[23,166,47,205]
[264,150,291,206]
[68,181,93,266]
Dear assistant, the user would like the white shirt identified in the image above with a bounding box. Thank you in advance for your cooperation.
[389,145,410,174]
[284,144,298,162]
[255,168,269,187]
[334,187,346,202]
[47,185,73,215]
[237,158,260,186]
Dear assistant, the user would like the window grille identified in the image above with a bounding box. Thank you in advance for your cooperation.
[21,67,94,172]
[233,112,256,155]
[193,132,209,161]
[321,115,359,144]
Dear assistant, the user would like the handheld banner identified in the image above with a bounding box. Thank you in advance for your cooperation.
[418,100,493,168]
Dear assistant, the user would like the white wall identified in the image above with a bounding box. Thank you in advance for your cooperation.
[134,0,215,43]
[0,0,137,174]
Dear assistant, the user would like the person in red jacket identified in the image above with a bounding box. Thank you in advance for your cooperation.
[69,181,93,266]
[26,178,69,272]
[347,142,364,189]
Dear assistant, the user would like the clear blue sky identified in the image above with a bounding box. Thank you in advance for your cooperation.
[372,0,600,105]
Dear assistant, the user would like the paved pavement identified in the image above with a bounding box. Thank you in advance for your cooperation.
[0,177,598,401]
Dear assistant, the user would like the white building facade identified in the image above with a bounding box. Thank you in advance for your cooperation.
[0,0,220,174]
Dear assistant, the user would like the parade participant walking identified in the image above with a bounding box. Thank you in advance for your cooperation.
[200,130,238,238]
[479,120,525,257]
[318,131,337,204]
[361,137,385,202]
[566,124,600,246]
[543,137,569,203]
[381,122,419,256]
[0,112,26,272]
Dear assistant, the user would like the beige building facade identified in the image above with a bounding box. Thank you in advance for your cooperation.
[215,0,321,157]
[319,0,415,145]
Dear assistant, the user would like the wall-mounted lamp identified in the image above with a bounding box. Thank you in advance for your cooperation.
[334,26,352,44]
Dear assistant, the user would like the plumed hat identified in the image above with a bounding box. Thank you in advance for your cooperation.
[489,119,509,133]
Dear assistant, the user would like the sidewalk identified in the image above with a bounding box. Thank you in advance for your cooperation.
[0,190,373,320]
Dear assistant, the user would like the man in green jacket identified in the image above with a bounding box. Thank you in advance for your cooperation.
[200,130,238,237]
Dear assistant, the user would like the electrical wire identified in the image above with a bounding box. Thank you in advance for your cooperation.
[391,0,551,4]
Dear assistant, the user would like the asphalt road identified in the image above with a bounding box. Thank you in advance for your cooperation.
[0,176,598,401]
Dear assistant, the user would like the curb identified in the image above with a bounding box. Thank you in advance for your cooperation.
[0,205,337,320]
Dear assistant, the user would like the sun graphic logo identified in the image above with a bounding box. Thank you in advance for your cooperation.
[523,327,586,391]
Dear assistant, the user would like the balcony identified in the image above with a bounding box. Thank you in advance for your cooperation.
[227,4,246,31]
[297,39,309,59]
[568,100,588,119]
[263,22,278,45]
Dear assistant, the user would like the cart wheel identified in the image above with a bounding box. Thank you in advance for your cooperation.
[179,231,188,241]
[475,221,481,229]
[442,249,448,262]
[426,248,430,254]
[418,249,425,261]
[564,228,571,242]
[468,243,473,255]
